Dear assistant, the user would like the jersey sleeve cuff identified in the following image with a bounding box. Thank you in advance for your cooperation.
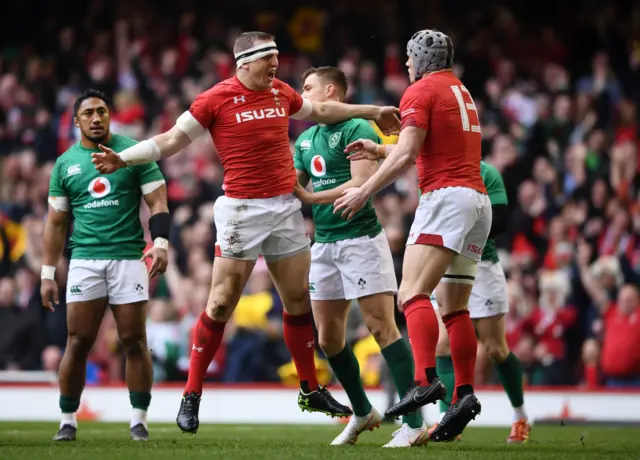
[177,111,206,141]
[290,98,313,120]
[141,180,166,195]
[48,196,69,212]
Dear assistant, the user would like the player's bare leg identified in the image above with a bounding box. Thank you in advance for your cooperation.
[429,275,481,442]
[384,244,450,420]
[475,316,530,443]
[112,301,153,441]
[359,293,427,448]
[267,250,352,418]
[54,298,108,441]
[177,256,255,433]
[313,298,381,445]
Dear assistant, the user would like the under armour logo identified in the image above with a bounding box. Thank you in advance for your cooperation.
[233,96,246,104]
[192,345,203,353]
[306,340,314,348]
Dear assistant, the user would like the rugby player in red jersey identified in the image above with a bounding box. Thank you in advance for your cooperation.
[91,31,401,434]
[335,29,491,441]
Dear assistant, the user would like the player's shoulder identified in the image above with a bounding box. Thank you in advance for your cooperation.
[111,133,139,150]
[295,125,318,146]
[272,78,298,98]
[346,118,378,136]
[56,143,84,164]
[198,77,240,99]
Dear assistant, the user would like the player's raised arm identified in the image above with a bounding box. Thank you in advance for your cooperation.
[92,92,213,172]
[292,99,401,135]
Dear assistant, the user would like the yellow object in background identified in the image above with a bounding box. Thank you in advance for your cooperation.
[233,292,273,330]
[370,122,399,145]
[278,353,332,387]
[353,334,382,386]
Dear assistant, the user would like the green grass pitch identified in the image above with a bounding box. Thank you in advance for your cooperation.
[1,422,639,460]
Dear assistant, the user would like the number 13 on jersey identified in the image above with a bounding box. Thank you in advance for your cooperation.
[451,85,481,134]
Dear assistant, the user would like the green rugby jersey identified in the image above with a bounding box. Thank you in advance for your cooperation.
[294,119,382,243]
[480,161,507,263]
[48,133,165,260]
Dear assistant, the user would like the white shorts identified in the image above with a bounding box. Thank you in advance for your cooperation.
[67,259,149,304]
[406,187,491,262]
[309,231,398,300]
[432,260,508,319]
[213,194,310,261]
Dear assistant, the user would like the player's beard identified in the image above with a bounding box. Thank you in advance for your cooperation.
[84,128,109,145]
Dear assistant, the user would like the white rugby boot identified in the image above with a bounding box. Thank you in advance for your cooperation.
[330,407,382,445]
[382,422,429,448]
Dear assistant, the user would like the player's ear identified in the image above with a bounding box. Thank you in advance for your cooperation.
[326,84,335,99]
[73,116,79,128]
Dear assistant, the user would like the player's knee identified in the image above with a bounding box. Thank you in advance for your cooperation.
[207,288,240,321]
[120,334,147,358]
[582,338,600,365]
[317,328,345,357]
[484,339,509,363]
[66,333,94,357]
[281,288,311,315]
[367,319,400,349]
[435,333,451,356]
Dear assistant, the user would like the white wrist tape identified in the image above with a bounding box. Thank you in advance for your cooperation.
[118,139,161,166]
[176,111,206,141]
[41,265,56,280]
[153,237,169,251]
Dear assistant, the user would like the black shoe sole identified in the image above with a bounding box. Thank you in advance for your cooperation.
[176,419,199,434]
[299,404,352,418]
[431,399,481,442]
[384,382,446,419]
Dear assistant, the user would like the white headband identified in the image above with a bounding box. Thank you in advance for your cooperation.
[235,41,279,67]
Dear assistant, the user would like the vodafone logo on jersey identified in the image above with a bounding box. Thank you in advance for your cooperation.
[310,155,327,177]
[88,177,111,198]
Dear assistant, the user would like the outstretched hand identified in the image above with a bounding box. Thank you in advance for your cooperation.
[375,106,401,136]
[344,138,380,161]
[91,144,126,174]
[333,187,367,220]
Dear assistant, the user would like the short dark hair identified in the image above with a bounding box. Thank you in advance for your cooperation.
[74,89,110,116]
[300,66,348,98]
[233,31,275,55]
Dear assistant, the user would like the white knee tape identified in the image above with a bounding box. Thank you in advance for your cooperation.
[442,254,477,285]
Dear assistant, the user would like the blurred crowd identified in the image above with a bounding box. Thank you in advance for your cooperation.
[1,0,639,388]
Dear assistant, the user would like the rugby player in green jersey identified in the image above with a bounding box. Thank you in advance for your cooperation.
[293,67,427,448]
[346,139,530,442]
[42,90,169,442]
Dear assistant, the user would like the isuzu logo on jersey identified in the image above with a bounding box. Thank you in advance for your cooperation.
[235,108,286,123]
[310,155,327,177]
[88,177,111,198]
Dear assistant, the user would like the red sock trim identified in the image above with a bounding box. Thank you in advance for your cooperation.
[200,311,226,331]
[403,294,431,316]
[442,309,470,323]
[283,311,312,326]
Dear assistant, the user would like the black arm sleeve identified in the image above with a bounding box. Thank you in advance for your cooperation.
[488,204,508,239]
